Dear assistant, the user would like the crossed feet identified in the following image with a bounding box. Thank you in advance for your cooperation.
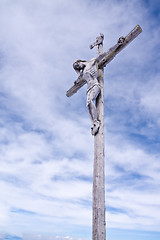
[91,120,100,136]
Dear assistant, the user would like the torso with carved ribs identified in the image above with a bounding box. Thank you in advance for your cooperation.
[83,58,99,92]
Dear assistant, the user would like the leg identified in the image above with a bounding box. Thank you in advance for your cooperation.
[87,85,100,135]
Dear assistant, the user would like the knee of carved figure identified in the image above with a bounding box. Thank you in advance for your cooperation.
[87,102,91,109]
[87,100,94,109]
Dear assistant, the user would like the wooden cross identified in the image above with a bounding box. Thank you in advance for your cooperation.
[66,24,142,240]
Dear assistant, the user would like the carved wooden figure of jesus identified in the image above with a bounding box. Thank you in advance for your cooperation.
[72,36,126,135]
[73,58,101,135]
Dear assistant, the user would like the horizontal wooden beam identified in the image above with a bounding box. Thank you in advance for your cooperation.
[97,24,142,68]
[66,77,85,97]
[66,24,142,98]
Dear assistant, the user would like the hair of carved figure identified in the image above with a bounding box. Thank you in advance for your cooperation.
[73,59,86,70]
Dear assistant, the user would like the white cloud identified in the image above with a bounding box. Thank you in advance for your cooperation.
[0,0,160,239]
[105,133,160,230]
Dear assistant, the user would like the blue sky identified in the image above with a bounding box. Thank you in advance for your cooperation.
[0,0,160,239]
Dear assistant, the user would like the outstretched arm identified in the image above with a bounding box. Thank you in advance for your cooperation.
[74,71,84,84]
[96,38,124,67]
[66,76,86,97]
[96,24,142,68]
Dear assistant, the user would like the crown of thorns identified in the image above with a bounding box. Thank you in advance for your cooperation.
[73,60,87,70]
[73,59,86,65]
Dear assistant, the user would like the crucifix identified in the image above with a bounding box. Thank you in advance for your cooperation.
[66,25,142,240]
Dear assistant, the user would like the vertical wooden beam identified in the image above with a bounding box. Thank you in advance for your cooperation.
[92,42,106,240]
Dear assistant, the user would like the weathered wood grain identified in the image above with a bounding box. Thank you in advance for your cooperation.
[92,39,106,240]
[97,24,142,68]
[66,77,85,97]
